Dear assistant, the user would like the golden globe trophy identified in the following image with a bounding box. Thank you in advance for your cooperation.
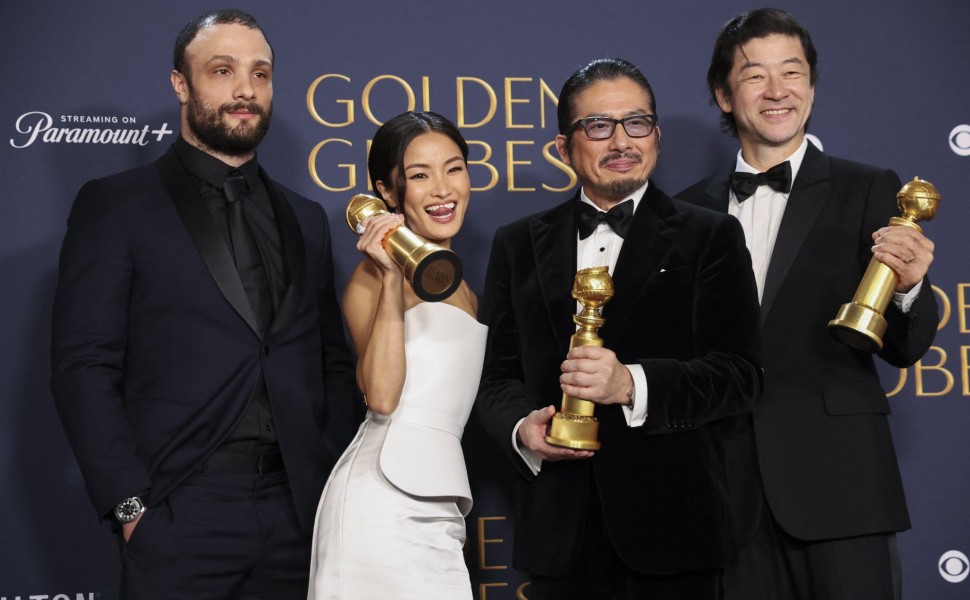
[545,266,614,451]
[346,194,463,302]
[828,177,940,351]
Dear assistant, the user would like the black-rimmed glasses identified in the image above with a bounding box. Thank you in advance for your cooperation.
[572,114,658,140]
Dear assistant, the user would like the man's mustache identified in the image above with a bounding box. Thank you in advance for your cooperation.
[599,152,642,168]
[220,102,266,117]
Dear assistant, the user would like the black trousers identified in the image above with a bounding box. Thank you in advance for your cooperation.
[120,470,311,600]
[527,484,721,600]
[722,499,901,600]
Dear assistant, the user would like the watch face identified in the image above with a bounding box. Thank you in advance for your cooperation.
[115,497,145,522]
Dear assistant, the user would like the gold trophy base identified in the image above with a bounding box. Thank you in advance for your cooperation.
[546,412,601,450]
[828,302,887,352]
[401,245,462,302]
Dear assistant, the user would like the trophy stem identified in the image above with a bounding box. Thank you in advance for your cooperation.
[546,266,613,451]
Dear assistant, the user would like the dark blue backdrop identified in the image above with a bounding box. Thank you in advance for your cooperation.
[3,1,968,598]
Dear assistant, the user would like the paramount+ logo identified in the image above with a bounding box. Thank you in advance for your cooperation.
[949,124,970,157]
[9,111,174,149]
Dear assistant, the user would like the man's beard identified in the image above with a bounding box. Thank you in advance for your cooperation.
[186,95,272,157]
[589,151,648,201]
[590,176,649,201]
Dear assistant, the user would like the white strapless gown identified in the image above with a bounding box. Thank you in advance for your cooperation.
[308,302,487,600]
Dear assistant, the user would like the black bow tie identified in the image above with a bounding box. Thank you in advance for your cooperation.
[576,200,634,239]
[729,161,792,201]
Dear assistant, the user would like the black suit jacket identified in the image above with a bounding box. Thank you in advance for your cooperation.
[51,145,358,530]
[677,143,938,541]
[475,183,762,576]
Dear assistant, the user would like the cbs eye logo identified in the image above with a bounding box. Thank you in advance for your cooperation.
[949,124,970,157]
[939,550,969,583]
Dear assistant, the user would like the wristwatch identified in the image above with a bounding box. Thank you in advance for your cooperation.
[114,496,146,523]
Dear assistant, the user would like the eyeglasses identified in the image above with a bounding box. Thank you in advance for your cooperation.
[571,114,658,140]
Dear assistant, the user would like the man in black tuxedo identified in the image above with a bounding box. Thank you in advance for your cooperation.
[475,57,762,599]
[51,9,358,599]
[677,8,938,600]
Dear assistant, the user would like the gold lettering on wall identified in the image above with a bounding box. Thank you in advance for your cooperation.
[914,346,954,397]
[886,283,968,397]
[962,346,970,396]
[956,283,969,333]
[504,78,533,129]
[507,141,535,192]
[542,140,575,192]
[457,77,498,128]
[478,583,508,599]
[467,141,499,192]
[421,75,432,112]
[362,75,417,126]
[308,138,355,191]
[305,73,577,194]
[885,368,906,397]
[539,78,558,130]
[935,284,951,330]
[307,74,353,127]
[477,516,508,570]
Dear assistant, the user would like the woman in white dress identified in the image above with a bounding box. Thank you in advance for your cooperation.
[308,112,485,599]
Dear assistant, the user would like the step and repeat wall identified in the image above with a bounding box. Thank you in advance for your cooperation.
[2,0,968,598]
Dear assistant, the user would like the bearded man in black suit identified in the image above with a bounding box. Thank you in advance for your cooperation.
[677,8,938,600]
[475,57,763,600]
[51,9,358,599]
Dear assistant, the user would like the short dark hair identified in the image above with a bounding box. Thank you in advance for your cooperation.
[368,111,470,211]
[173,9,272,78]
[707,7,818,136]
[557,58,657,154]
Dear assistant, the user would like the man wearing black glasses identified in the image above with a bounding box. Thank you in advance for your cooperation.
[476,57,763,599]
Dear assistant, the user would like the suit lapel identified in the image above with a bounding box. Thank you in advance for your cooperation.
[530,196,581,357]
[608,184,683,324]
[699,146,832,323]
[700,172,733,213]
[760,144,831,321]
[532,185,682,346]
[156,148,262,338]
[262,171,306,341]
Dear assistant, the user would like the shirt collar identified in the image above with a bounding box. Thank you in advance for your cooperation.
[174,135,260,190]
[578,180,649,214]
[734,138,809,184]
